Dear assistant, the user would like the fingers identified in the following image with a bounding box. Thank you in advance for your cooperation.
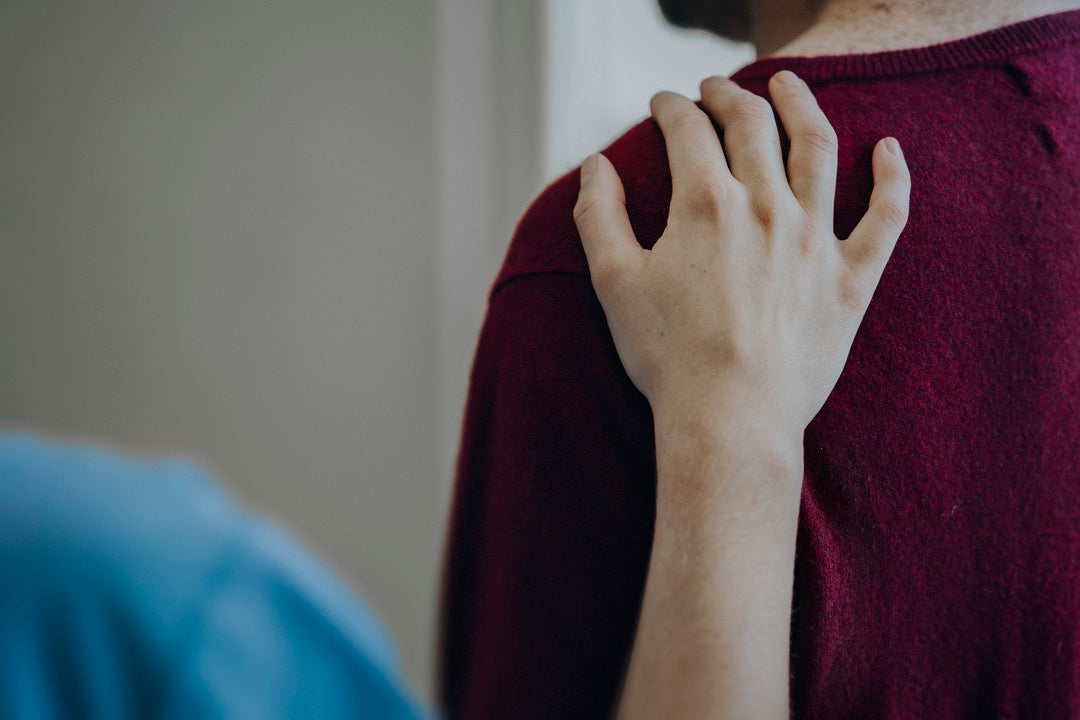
[650,91,733,203]
[574,153,643,296]
[841,137,911,307]
[768,70,838,216]
[699,75,787,198]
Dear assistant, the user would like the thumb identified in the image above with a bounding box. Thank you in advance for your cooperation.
[843,137,911,288]
[574,153,642,295]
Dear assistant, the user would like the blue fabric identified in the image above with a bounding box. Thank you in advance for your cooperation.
[0,433,428,719]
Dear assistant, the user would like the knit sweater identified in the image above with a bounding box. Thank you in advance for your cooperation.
[440,10,1080,718]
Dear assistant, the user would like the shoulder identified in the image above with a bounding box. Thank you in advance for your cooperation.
[0,433,239,712]
[0,432,242,639]
[0,433,425,717]
[0,432,234,584]
[493,117,673,293]
[160,514,424,718]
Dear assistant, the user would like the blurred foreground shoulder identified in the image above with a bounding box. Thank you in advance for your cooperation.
[0,433,427,719]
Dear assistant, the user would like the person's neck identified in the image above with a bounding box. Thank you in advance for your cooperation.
[757,0,1080,57]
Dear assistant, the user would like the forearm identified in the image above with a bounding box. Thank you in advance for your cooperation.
[617,401,804,720]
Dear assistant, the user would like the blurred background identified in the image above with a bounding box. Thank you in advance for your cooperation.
[0,0,750,702]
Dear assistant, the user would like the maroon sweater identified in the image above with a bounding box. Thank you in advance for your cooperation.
[440,11,1080,719]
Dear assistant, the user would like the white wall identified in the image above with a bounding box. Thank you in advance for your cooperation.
[543,0,754,181]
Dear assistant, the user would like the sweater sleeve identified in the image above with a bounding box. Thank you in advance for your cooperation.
[438,271,658,718]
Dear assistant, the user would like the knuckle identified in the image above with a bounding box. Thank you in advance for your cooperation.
[588,256,622,293]
[669,106,705,132]
[749,188,787,228]
[730,93,772,125]
[725,340,757,377]
[878,198,909,232]
[836,271,870,311]
[793,181,830,215]
[798,122,838,155]
[683,176,732,219]
[572,194,600,228]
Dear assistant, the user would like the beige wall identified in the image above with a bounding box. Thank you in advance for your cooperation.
[1,0,443,698]
[0,0,747,705]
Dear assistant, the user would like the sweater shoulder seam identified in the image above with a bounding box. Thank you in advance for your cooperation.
[490,269,590,302]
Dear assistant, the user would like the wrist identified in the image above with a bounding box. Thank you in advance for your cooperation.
[651,369,804,436]
[652,396,805,516]
[652,392,804,468]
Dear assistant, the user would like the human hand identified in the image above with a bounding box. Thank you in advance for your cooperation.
[573,71,910,443]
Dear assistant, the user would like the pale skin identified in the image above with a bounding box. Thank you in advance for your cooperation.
[768,0,1080,57]
[573,71,911,718]
[675,0,1080,57]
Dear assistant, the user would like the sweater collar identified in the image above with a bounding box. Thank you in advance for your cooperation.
[731,8,1080,84]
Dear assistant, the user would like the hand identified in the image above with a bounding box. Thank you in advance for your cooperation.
[574,71,910,442]
[584,71,913,720]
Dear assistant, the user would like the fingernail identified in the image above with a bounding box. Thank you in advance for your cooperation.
[885,137,902,156]
[774,70,803,86]
[580,154,598,186]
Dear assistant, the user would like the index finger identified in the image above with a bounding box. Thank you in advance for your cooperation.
[650,91,734,203]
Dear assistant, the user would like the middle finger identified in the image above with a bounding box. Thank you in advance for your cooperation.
[699,75,788,198]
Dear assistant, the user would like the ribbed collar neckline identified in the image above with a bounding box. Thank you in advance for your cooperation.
[731,8,1080,84]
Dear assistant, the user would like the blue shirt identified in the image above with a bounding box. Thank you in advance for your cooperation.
[0,433,428,719]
